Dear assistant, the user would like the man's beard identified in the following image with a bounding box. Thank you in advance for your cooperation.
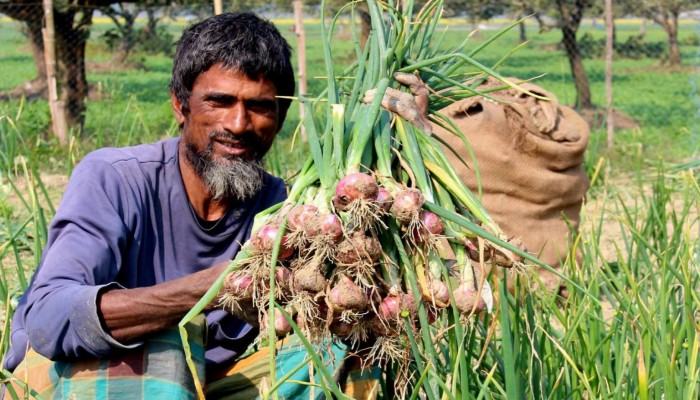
[184,133,265,202]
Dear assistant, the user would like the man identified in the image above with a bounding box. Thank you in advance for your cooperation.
[4,12,296,398]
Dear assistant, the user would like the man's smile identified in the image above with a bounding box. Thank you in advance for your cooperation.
[210,132,259,159]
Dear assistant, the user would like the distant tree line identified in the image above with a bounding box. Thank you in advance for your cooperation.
[0,0,697,137]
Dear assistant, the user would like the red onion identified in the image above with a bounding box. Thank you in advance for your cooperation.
[287,205,318,231]
[229,300,259,325]
[378,293,417,320]
[429,279,451,306]
[390,188,425,224]
[412,211,445,243]
[400,293,418,316]
[252,224,295,259]
[261,311,293,337]
[453,282,486,314]
[376,187,393,212]
[378,295,402,320]
[335,233,382,265]
[369,315,398,337]
[274,313,292,336]
[305,213,344,243]
[224,271,254,299]
[293,266,327,294]
[328,275,368,312]
[333,173,379,210]
[275,266,293,292]
[329,319,354,337]
[420,211,444,235]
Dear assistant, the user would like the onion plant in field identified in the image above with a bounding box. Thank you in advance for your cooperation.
[0,115,59,398]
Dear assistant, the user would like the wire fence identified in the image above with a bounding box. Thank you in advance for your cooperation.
[0,2,698,156]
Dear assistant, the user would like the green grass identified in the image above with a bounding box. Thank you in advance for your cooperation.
[1,18,698,174]
[0,14,698,399]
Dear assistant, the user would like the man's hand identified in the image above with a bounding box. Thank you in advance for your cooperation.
[363,72,432,133]
[97,262,228,344]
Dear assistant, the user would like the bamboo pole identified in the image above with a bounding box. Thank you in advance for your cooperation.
[214,0,223,15]
[605,0,614,148]
[293,0,308,141]
[42,0,68,145]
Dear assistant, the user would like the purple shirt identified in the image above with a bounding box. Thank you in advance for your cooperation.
[5,137,286,372]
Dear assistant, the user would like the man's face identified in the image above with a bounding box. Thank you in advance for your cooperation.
[172,64,281,201]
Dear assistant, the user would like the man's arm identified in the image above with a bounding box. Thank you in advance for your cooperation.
[97,262,225,343]
[20,158,226,361]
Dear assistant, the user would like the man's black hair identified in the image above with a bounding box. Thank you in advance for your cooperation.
[170,12,294,126]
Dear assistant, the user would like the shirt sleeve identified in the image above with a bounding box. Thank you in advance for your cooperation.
[22,158,143,361]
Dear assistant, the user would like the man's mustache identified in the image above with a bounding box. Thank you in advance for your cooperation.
[209,131,261,148]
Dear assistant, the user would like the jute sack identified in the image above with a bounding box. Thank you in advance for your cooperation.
[433,77,590,291]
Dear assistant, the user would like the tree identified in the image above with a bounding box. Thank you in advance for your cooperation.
[446,0,508,32]
[522,0,594,109]
[102,1,174,63]
[0,0,116,129]
[1,1,110,131]
[556,0,594,109]
[102,3,141,63]
[508,0,549,43]
[0,0,180,136]
[0,2,47,101]
[622,0,699,67]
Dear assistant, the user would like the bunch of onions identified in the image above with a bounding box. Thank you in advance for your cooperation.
[183,2,540,399]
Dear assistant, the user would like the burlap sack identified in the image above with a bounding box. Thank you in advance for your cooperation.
[433,77,590,291]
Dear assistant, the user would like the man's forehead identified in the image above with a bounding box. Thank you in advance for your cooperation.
[193,64,278,95]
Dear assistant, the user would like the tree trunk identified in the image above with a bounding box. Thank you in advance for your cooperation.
[26,13,47,86]
[562,25,592,110]
[54,7,94,129]
[117,13,137,62]
[647,7,682,67]
[556,0,592,110]
[104,7,137,63]
[518,13,527,43]
[0,4,48,99]
[145,8,158,38]
[664,16,681,66]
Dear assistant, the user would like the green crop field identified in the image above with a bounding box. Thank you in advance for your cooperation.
[0,12,699,399]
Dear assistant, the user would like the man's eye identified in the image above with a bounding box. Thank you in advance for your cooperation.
[210,98,233,107]
[249,102,277,116]
[204,95,234,106]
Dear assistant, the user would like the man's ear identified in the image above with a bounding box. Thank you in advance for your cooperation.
[170,91,185,126]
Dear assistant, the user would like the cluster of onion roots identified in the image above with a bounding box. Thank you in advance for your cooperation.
[219,172,500,369]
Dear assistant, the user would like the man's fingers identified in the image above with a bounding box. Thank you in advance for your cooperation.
[393,72,422,87]
[363,87,412,110]
[362,85,432,133]
[394,72,429,95]
[363,88,378,105]
[393,72,429,115]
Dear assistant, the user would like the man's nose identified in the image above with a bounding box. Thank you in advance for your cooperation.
[224,103,250,134]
